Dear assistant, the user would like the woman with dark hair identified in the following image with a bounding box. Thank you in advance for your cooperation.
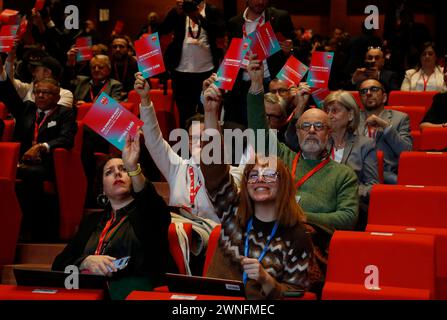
[200,86,316,300]
[401,42,447,92]
[52,131,174,299]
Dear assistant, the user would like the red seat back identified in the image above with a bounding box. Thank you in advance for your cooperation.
[1,119,14,142]
[376,150,384,184]
[368,184,447,228]
[420,128,447,151]
[0,102,8,119]
[388,91,437,111]
[203,225,221,276]
[0,142,20,180]
[127,90,141,116]
[168,223,193,275]
[325,231,435,293]
[397,151,447,186]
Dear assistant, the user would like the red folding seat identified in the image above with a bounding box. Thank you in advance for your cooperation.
[419,128,447,151]
[1,119,14,142]
[366,184,447,299]
[0,142,20,180]
[388,91,437,111]
[202,225,221,276]
[322,231,436,300]
[0,102,9,119]
[385,106,425,131]
[397,151,447,186]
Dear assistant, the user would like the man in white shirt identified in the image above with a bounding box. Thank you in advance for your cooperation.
[158,0,226,128]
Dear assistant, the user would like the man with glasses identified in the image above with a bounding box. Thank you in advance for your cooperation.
[0,56,77,241]
[351,47,400,92]
[358,78,412,184]
[246,55,359,231]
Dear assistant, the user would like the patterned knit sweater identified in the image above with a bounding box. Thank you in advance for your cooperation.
[202,162,314,300]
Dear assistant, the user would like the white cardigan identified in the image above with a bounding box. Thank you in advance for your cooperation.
[140,103,244,223]
[400,67,447,92]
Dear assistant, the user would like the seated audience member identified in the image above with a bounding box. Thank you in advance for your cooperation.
[401,42,447,92]
[245,55,359,231]
[420,70,447,129]
[134,72,243,223]
[358,78,412,184]
[52,131,174,300]
[69,54,124,104]
[2,47,73,107]
[351,46,400,92]
[110,36,139,96]
[263,92,288,142]
[0,57,77,241]
[323,91,378,229]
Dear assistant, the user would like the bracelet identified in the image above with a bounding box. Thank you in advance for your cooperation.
[127,163,142,177]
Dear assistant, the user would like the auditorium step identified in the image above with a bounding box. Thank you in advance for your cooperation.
[1,264,52,285]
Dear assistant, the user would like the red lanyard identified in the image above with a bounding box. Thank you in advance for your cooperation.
[330,147,335,160]
[33,108,57,145]
[89,81,110,102]
[114,60,128,84]
[243,15,264,38]
[422,73,431,92]
[188,166,202,208]
[291,152,331,189]
[94,211,128,255]
[367,126,376,139]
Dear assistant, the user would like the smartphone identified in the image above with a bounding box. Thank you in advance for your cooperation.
[107,256,130,272]
[364,60,375,69]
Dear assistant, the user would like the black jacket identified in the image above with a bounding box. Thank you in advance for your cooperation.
[158,4,226,71]
[0,76,77,156]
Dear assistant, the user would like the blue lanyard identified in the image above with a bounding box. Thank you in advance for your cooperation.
[243,217,279,286]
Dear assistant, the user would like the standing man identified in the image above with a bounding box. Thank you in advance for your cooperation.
[358,78,412,184]
[158,0,226,128]
[110,36,139,97]
[223,0,303,126]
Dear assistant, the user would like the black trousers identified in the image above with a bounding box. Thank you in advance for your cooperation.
[172,70,213,129]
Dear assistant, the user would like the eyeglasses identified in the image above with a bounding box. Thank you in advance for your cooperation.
[297,121,326,132]
[246,169,279,184]
[270,88,289,95]
[33,89,56,96]
[359,86,383,96]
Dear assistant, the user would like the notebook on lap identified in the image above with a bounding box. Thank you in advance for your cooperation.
[165,273,246,298]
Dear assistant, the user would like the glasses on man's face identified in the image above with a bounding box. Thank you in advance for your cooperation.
[33,89,56,96]
[246,169,279,184]
[270,88,289,95]
[359,86,383,96]
[297,121,326,132]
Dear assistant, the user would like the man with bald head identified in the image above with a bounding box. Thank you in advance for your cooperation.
[246,56,359,231]
[358,78,412,184]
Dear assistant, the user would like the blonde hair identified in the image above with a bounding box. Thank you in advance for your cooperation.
[91,54,111,70]
[323,90,360,133]
[264,92,287,116]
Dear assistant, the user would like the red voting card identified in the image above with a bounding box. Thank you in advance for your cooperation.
[114,20,124,34]
[34,0,46,11]
[0,9,20,25]
[75,37,93,62]
[311,87,331,108]
[215,38,251,91]
[0,25,18,53]
[242,21,280,68]
[276,56,309,87]
[17,17,28,40]
[83,93,144,151]
[134,32,166,79]
[306,51,334,89]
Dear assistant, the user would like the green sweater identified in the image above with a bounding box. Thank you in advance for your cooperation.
[247,93,359,230]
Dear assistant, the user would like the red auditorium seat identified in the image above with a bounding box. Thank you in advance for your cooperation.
[419,128,447,151]
[51,122,87,240]
[397,151,447,186]
[366,184,447,299]
[127,90,141,116]
[347,91,362,108]
[376,150,384,184]
[411,130,421,151]
[0,142,20,180]
[0,102,8,119]
[202,225,221,276]
[1,119,14,142]
[322,231,436,300]
[168,223,193,275]
[388,91,437,111]
[385,106,425,131]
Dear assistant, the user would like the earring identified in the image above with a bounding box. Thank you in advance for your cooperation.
[97,193,109,207]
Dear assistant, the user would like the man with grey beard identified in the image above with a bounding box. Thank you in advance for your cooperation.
[246,55,359,232]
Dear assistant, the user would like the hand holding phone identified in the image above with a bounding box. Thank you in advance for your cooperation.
[107,256,130,273]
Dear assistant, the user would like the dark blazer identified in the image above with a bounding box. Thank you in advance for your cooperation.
[0,76,77,156]
[73,76,124,103]
[227,6,298,79]
[379,69,400,92]
[158,3,226,71]
[421,92,447,125]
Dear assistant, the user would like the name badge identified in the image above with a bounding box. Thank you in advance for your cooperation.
[47,121,57,128]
